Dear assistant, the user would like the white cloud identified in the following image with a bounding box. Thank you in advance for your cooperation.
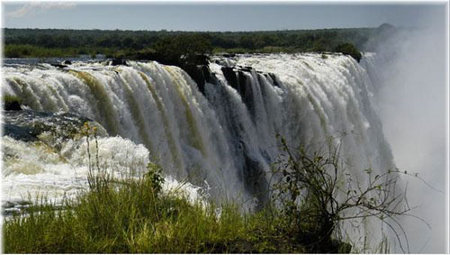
[7,2,76,18]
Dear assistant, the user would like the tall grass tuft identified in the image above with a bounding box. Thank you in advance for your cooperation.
[3,160,307,253]
[4,127,409,253]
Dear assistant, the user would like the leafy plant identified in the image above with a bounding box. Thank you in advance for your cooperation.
[334,43,362,62]
[270,135,411,252]
[3,94,22,110]
[151,34,213,66]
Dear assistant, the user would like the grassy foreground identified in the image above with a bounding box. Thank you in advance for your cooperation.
[3,163,322,253]
[3,132,410,253]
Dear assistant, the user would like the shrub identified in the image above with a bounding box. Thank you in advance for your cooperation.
[334,43,362,62]
[3,125,307,253]
[3,94,22,110]
[151,34,213,66]
[3,125,413,253]
[270,135,410,252]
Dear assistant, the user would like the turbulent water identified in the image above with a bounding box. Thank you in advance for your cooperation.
[2,53,397,249]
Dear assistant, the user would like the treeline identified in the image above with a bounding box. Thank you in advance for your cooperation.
[3,24,395,61]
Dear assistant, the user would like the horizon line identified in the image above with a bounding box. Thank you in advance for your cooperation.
[1,24,390,33]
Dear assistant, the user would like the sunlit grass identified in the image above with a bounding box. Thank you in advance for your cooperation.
[3,163,307,253]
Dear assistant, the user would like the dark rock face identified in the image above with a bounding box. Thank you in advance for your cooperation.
[240,142,269,209]
[222,53,236,58]
[182,64,217,95]
[267,73,280,87]
[153,53,214,95]
[201,65,215,84]
[182,59,282,125]
[50,63,68,68]
[238,71,256,118]
[221,67,239,89]
[220,67,258,119]
[62,60,72,65]
[4,100,22,111]
[220,65,284,123]
[109,58,128,66]
[220,67,250,103]
[238,66,253,72]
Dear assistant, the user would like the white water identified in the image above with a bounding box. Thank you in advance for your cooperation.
[2,135,149,204]
[3,53,398,250]
[2,133,206,212]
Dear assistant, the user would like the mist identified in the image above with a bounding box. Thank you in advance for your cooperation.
[366,6,448,253]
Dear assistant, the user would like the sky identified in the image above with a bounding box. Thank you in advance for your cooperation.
[1,1,447,31]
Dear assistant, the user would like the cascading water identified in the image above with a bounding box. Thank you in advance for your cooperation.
[2,53,398,250]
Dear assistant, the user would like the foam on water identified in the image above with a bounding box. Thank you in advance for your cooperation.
[2,135,204,209]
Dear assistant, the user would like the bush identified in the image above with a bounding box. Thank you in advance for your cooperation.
[151,34,213,66]
[270,136,410,252]
[3,94,22,110]
[3,126,307,253]
[3,126,412,253]
[334,43,362,62]
[3,162,307,253]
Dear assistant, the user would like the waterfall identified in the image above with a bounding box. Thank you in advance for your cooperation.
[3,53,397,249]
[3,54,396,201]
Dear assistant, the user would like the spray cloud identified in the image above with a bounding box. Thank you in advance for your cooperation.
[366,5,448,253]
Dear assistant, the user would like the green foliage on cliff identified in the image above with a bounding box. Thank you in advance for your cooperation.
[334,43,362,62]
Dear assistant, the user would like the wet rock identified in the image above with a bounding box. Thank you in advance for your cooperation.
[2,110,108,142]
[267,73,280,87]
[221,67,238,89]
[240,66,253,72]
[50,63,68,68]
[4,100,22,111]
[181,64,214,95]
[108,58,128,66]
[222,53,236,58]
[240,142,269,209]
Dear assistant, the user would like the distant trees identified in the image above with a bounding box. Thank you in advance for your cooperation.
[151,34,213,65]
[3,27,385,61]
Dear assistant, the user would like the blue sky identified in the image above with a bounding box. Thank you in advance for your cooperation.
[2,2,447,31]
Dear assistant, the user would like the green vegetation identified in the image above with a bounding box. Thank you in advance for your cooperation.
[334,43,362,62]
[4,44,86,58]
[2,94,22,111]
[146,34,212,65]
[3,163,307,253]
[271,136,410,253]
[3,131,411,253]
[3,26,396,62]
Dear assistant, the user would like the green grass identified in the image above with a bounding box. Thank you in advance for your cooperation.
[2,94,22,105]
[5,133,374,254]
[3,164,309,253]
